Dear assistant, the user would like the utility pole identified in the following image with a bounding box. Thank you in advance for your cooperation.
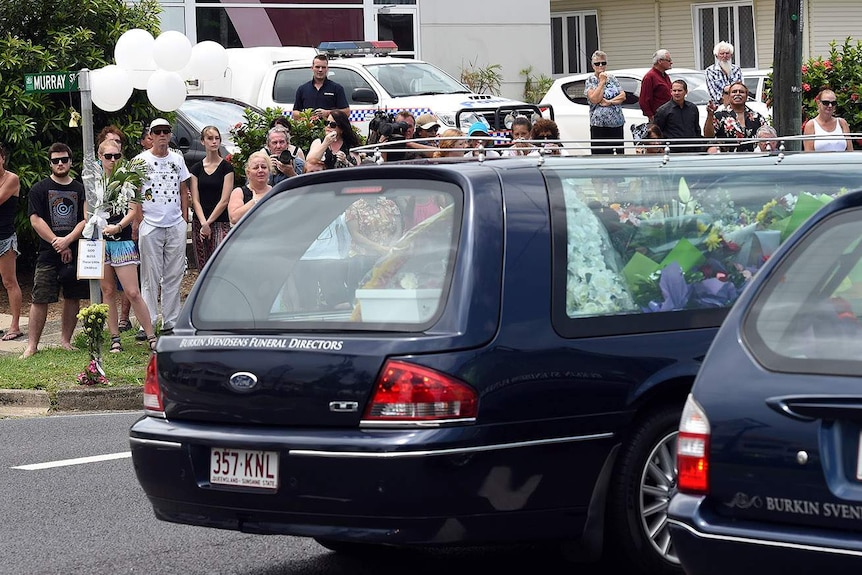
[773,0,803,151]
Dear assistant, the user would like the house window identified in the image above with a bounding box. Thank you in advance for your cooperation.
[694,2,756,69]
[551,11,598,76]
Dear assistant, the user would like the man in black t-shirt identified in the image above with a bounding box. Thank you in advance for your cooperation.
[21,143,87,358]
[291,54,349,121]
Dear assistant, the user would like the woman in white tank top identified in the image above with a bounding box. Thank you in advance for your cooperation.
[803,89,853,152]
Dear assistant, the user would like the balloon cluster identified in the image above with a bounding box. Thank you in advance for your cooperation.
[91,29,228,112]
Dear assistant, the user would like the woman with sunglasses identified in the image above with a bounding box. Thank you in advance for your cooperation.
[584,50,626,155]
[306,111,360,172]
[803,89,853,152]
[97,139,157,353]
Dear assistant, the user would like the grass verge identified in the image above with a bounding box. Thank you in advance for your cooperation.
[0,330,150,391]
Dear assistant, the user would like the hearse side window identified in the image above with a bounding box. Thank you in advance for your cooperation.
[546,167,859,336]
[191,180,461,331]
[743,208,862,376]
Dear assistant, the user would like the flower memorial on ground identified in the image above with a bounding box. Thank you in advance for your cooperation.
[76,303,111,385]
[563,176,846,317]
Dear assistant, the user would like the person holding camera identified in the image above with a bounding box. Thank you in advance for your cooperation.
[265,126,305,186]
[306,111,360,171]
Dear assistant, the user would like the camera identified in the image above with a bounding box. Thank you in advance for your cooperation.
[277,149,293,164]
[377,121,409,139]
[368,111,396,134]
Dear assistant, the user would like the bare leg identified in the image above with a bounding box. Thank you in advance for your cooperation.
[0,250,22,333]
[115,265,154,337]
[60,298,81,350]
[100,266,119,337]
[21,303,47,358]
[120,292,132,325]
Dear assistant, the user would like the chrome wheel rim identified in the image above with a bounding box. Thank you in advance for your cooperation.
[638,429,680,565]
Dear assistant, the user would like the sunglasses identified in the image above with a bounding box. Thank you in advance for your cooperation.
[821,100,837,107]
[50,156,70,165]
[592,61,607,66]
[102,153,122,160]
[324,121,338,128]
[151,128,171,135]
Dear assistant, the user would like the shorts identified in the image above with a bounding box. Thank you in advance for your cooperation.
[105,240,140,267]
[0,233,19,258]
[32,261,90,304]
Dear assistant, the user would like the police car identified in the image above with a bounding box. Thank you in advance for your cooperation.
[256,41,535,137]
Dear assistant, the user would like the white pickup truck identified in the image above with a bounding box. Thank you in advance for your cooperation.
[188,41,537,138]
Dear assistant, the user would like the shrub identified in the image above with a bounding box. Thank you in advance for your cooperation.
[520,66,553,104]
[765,37,862,138]
[460,59,502,95]
[0,0,162,269]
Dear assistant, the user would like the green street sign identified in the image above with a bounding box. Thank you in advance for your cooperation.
[24,71,79,93]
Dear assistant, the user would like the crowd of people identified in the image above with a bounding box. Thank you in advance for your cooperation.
[0,45,856,350]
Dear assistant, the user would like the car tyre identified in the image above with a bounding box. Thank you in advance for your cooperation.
[605,405,683,575]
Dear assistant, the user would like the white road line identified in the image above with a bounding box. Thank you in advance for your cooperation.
[11,452,131,470]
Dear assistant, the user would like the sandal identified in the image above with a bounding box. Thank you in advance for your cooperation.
[109,336,123,354]
[147,334,158,353]
[118,319,132,332]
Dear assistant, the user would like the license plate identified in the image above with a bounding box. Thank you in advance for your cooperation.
[210,448,279,490]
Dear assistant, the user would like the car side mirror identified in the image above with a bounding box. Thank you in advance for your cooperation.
[176,136,190,151]
[352,87,378,105]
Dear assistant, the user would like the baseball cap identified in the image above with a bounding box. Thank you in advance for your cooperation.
[467,121,490,137]
[149,118,171,131]
[416,114,440,130]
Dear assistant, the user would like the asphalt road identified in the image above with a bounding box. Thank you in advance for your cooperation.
[0,412,610,575]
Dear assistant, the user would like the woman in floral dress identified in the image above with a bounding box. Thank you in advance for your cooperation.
[97,140,157,353]
[584,50,627,155]
[710,81,767,152]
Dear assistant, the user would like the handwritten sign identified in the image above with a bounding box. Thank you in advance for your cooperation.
[77,239,105,279]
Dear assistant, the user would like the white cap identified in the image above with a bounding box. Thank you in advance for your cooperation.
[149,118,171,130]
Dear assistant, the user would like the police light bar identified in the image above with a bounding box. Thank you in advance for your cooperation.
[316,41,397,57]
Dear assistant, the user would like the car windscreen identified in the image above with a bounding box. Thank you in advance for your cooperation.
[364,62,469,97]
[670,72,710,105]
[545,161,861,336]
[191,179,461,331]
[179,99,249,146]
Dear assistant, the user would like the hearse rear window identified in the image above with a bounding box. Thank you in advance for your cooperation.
[546,164,857,336]
[191,179,460,331]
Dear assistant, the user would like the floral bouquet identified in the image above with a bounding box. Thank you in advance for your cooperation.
[84,158,146,239]
[77,302,109,360]
[77,359,110,386]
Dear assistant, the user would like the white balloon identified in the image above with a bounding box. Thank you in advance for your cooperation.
[153,31,192,72]
[115,29,156,71]
[146,69,187,111]
[128,69,155,90]
[187,41,228,80]
[91,65,133,111]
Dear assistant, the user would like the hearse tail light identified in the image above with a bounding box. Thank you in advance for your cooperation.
[143,355,165,417]
[677,394,711,494]
[363,360,478,423]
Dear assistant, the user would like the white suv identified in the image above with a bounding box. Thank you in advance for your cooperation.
[257,43,530,137]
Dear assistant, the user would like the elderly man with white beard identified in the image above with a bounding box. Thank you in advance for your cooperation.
[705,41,743,104]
